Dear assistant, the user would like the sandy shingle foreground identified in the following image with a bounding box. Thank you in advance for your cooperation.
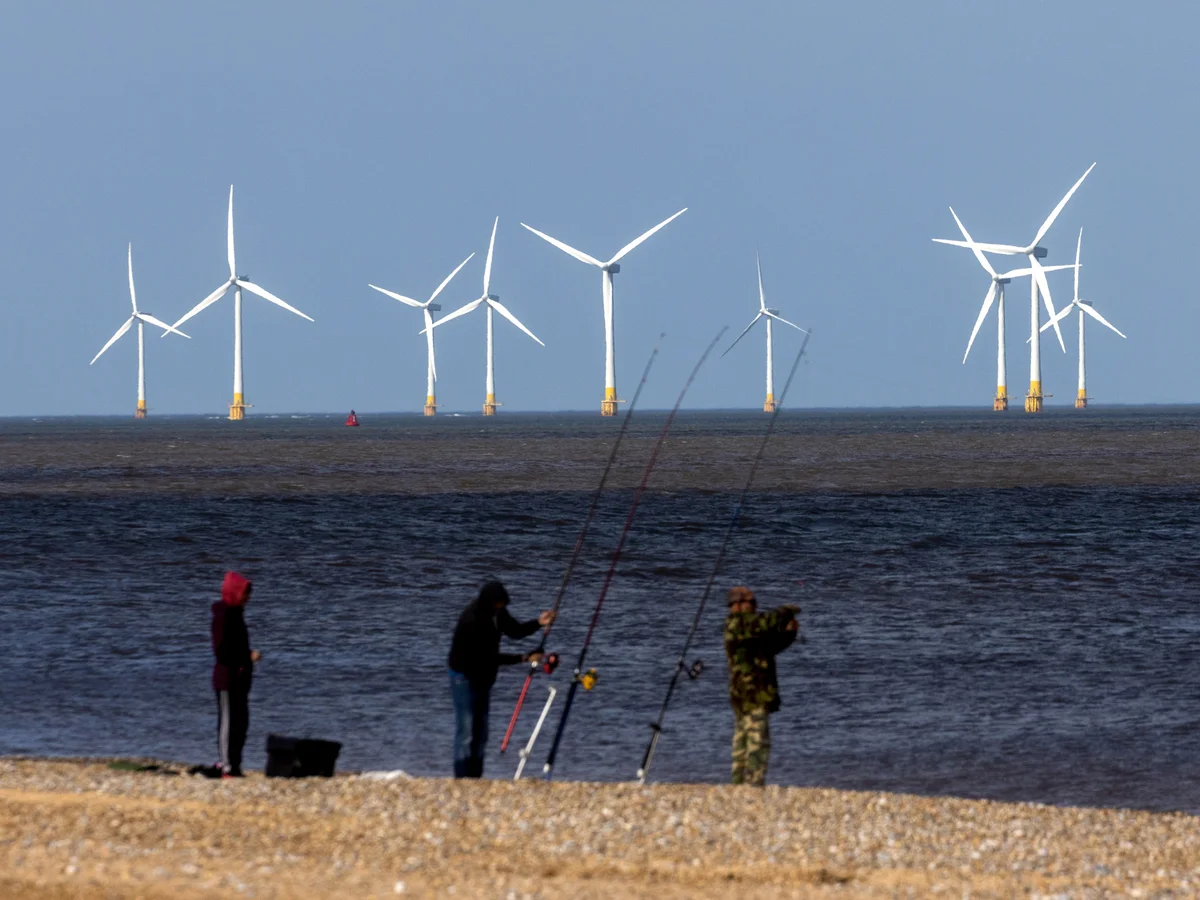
[1,759,1198,898]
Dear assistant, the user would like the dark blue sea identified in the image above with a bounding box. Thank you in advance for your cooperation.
[2,408,1200,812]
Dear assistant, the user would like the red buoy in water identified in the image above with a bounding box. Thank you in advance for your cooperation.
[345,410,360,427]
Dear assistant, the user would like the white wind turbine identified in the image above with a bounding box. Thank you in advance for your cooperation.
[90,243,190,417]
[425,218,543,415]
[368,253,474,416]
[521,208,686,415]
[949,210,1075,411]
[722,252,808,412]
[1041,229,1125,409]
[935,163,1096,412]
[168,186,313,420]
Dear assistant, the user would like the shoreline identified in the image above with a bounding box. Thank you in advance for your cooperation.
[2,758,1197,898]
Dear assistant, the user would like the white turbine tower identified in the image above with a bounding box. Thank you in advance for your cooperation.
[722,252,807,412]
[948,210,1075,411]
[368,253,474,416]
[1042,229,1125,409]
[521,208,686,415]
[169,186,313,420]
[90,244,190,417]
[426,218,543,415]
[935,163,1096,412]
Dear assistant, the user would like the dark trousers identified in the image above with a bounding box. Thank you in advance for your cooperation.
[216,687,250,775]
[449,669,489,778]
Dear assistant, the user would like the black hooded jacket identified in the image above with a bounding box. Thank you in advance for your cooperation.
[448,584,540,689]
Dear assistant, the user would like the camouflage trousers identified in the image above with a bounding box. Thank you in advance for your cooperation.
[731,706,771,786]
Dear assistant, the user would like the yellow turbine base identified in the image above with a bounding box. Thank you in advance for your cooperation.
[994,386,1008,411]
[763,393,776,413]
[424,396,437,417]
[601,386,618,417]
[483,393,497,416]
[229,392,247,421]
[1076,388,1087,409]
[1024,381,1042,413]
[135,400,147,419]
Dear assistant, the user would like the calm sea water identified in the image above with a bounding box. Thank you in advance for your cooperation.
[3,408,1200,812]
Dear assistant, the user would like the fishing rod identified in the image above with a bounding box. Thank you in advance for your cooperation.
[542,326,728,780]
[636,329,812,784]
[498,335,666,754]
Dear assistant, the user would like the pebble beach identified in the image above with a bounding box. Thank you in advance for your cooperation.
[2,759,1198,898]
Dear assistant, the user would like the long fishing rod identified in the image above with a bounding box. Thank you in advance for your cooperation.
[636,329,812,784]
[498,335,665,754]
[542,326,728,780]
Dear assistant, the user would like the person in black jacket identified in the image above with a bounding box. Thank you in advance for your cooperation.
[448,581,554,778]
[212,571,260,777]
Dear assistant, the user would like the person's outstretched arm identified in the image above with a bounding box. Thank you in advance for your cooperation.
[497,606,539,639]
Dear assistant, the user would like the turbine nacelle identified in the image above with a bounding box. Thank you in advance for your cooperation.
[427,302,442,313]
[1031,247,1048,260]
[602,263,621,275]
[487,294,500,302]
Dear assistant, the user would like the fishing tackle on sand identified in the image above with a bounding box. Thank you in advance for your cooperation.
[542,327,728,780]
[498,336,665,755]
[636,329,812,784]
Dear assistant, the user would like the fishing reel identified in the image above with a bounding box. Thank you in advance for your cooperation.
[579,668,599,691]
[541,652,560,675]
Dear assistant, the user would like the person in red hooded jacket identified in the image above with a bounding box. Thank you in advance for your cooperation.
[212,571,260,777]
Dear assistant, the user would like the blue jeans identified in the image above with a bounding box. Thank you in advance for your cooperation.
[450,669,489,778]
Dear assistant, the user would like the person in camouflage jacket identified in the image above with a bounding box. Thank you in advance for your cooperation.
[723,586,799,786]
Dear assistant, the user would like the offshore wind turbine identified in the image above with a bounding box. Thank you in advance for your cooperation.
[426,218,543,415]
[169,186,313,420]
[90,244,190,417]
[948,210,1075,411]
[935,163,1096,412]
[368,252,474,415]
[1041,229,1125,408]
[722,252,808,411]
[521,208,686,415]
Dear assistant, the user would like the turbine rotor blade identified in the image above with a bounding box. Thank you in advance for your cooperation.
[227,185,236,280]
[721,313,763,357]
[1074,228,1082,302]
[127,243,138,313]
[1040,303,1075,333]
[1080,303,1126,338]
[428,252,475,305]
[756,250,766,310]
[424,296,484,332]
[168,281,231,333]
[424,307,437,381]
[236,279,314,322]
[764,311,807,332]
[1031,259,1065,352]
[963,282,997,364]
[948,207,997,278]
[933,238,1026,254]
[483,217,498,296]
[998,263,1077,279]
[607,208,688,265]
[520,223,603,267]
[1032,163,1096,248]
[487,297,544,346]
[90,317,134,364]
[137,313,190,338]
[368,284,423,307]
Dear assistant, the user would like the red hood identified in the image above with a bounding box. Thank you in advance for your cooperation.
[221,571,252,606]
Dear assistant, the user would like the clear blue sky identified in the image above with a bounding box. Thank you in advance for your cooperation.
[1,2,1193,415]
